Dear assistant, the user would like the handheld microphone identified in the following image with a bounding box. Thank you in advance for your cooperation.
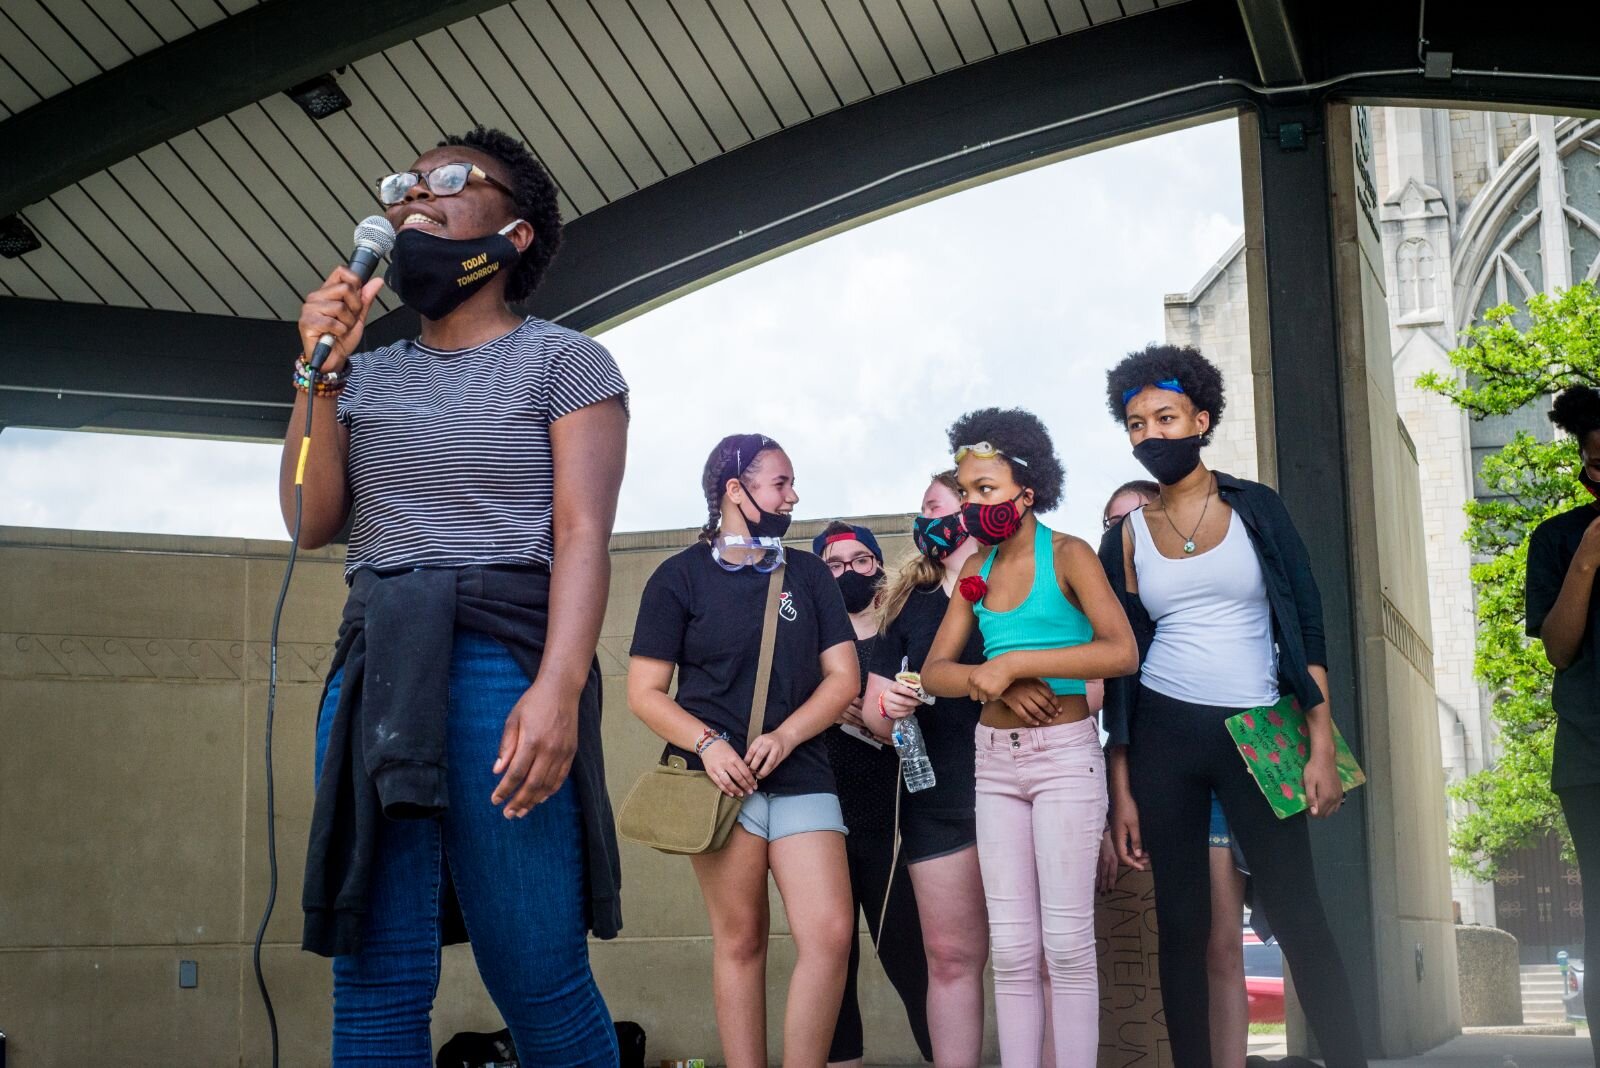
[309,215,396,370]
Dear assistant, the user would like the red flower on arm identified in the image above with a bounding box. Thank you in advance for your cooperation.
[958,576,987,603]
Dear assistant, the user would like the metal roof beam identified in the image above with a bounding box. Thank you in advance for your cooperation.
[1235,0,1305,86]
[0,0,513,218]
[0,297,296,437]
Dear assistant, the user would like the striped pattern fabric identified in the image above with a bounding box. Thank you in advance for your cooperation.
[336,317,628,579]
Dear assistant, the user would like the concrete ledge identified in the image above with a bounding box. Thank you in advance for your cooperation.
[1462,1023,1578,1036]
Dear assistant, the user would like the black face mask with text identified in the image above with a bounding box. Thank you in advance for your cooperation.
[386,220,523,321]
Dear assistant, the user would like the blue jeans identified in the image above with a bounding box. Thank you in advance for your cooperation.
[314,629,616,1066]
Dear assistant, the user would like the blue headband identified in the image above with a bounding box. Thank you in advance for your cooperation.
[1121,378,1186,407]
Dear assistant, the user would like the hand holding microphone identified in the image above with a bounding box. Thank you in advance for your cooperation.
[298,216,396,373]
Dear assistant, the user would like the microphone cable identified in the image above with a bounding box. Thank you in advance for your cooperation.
[253,377,323,1068]
[249,217,390,1068]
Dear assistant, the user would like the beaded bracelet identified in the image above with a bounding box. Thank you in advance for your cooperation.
[695,730,730,756]
[292,357,347,396]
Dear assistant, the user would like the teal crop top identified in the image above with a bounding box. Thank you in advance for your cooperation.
[973,521,1092,696]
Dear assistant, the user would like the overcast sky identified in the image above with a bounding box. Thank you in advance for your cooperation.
[0,117,1244,546]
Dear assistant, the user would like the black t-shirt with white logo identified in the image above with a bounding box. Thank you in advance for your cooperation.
[631,543,856,796]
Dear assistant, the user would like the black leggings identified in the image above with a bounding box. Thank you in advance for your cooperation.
[1559,784,1600,1065]
[828,823,933,1063]
[1129,686,1367,1068]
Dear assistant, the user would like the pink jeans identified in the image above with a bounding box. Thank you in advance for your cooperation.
[975,717,1106,1068]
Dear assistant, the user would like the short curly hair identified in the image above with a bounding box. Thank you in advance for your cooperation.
[946,407,1065,512]
[438,127,563,301]
[1551,387,1600,442]
[1105,343,1227,444]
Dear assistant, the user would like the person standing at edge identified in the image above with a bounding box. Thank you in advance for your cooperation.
[1090,477,1252,1068]
[1525,386,1600,1065]
[865,471,991,1066]
[1099,343,1366,1068]
[628,434,859,1068]
[814,520,934,1068]
[283,127,628,1066]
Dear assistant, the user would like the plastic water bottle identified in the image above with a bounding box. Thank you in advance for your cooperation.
[893,715,937,793]
[890,657,937,792]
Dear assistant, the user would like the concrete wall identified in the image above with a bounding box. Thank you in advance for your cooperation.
[1163,234,1259,482]
[1326,105,1463,1055]
[0,517,940,1067]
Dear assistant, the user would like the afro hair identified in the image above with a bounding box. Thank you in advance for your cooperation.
[1550,387,1600,442]
[1105,343,1227,444]
[438,127,563,302]
[946,407,1065,512]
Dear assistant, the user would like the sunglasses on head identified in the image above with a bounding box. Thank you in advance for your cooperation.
[377,162,514,206]
[953,441,1029,467]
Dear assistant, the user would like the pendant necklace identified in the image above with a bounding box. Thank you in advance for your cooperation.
[1162,477,1214,554]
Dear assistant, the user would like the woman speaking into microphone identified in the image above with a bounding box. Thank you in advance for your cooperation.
[279,127,628,1066]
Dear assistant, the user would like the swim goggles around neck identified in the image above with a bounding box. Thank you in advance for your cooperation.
[711,535,786,573]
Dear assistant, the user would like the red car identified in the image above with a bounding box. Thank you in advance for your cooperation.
[1243,931,1286,1023]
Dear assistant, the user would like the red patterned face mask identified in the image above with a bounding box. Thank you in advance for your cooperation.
[961,492,1028,545]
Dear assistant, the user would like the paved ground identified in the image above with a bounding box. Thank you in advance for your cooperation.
[891,1031,1593,1067]
[1368,1032,1592,1065]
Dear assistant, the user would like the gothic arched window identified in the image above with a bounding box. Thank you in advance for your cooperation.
[1398,238,1436,316]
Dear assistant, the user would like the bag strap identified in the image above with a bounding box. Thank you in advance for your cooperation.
[746,564,786,745]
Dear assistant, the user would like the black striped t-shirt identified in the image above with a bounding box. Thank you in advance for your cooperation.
[336,317,628,579]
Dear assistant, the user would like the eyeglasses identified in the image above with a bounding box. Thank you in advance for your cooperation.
[826,554,878,578]
[1120,378,1186,407]
[377,163,515,206]
[712,535,786,573]
[954,441,1029,467]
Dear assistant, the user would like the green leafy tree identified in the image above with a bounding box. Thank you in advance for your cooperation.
[1418,280,1600,878]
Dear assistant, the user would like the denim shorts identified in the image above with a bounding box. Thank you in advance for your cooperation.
[736,790,847,841]
[1208,793,1233,848]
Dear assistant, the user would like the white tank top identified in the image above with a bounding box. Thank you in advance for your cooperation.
[1130,507,1279,707]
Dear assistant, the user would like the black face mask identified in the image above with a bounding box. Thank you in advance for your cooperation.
[737,483,792,539]
[1133,435,1204,485]
[835,568,880,614]
[386,221,523,321]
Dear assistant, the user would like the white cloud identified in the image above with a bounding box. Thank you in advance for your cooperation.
[0,118,1244,547]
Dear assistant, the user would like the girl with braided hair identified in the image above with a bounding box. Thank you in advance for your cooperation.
[628,433,859,1068]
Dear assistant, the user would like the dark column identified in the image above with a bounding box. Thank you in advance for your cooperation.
[1246,100,1380,1055]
